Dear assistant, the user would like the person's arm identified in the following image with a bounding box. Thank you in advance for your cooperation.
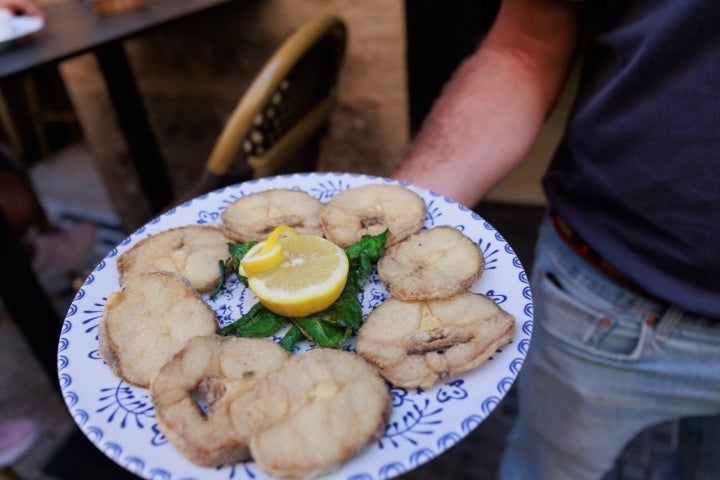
[392,0,584,207]
[0,0,44,17]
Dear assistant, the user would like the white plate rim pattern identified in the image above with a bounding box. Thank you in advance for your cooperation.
[58,172,533,480]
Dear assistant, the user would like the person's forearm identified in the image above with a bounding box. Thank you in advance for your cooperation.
[394,48,552,206]
[392,0,583,207]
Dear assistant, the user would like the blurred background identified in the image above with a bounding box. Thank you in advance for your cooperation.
[3,0,559,235]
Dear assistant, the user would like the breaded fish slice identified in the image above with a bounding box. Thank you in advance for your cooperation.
[118,225,232,293]
[98,271,217,388]
[150,336,289,467]
[246,348,392,479]
[355,293,515,390]
[377,226,484,300]
[221,188,324,241]
[320,184,426,247]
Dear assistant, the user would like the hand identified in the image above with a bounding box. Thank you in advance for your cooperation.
[0,0,44,17]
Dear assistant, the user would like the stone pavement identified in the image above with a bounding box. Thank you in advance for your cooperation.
[399,385,678,480]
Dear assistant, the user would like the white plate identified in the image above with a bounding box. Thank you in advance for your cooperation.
[0,11,44,47]
[58,172,533,480]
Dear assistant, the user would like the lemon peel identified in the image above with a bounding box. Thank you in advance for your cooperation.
[240,225,298,277]
[261,225,299,254]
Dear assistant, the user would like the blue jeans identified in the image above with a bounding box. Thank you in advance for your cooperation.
[499,216,720,480]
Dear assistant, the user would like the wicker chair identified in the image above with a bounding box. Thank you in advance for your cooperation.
[191,14,347,196]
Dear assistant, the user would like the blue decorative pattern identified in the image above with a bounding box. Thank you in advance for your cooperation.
[58,172,533,480]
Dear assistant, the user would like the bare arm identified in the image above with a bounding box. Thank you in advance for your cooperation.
[392,0,584,207]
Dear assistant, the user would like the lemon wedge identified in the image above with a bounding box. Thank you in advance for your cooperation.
[240,225,298,277]
[246,234,349,317]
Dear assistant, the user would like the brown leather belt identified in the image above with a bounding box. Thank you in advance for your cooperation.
[550,210,719,323]
[549,210,653,296]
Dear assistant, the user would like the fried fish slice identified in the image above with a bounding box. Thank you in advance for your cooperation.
[355,293,515,390]
[377,226,484,300]
[118,225,232,293]
[221,188,324,241]
[98,271,218,388]
[320,184,426,248]
[246,348,392,479]
[150,336,289,467]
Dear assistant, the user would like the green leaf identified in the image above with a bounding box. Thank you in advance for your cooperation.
[309,287,363,329]
[344,230,388,289]
[291,317,352,348]
[227,241,257,284]
[278,325,306,352]
[345,229,388,264]
[220,302,285,337]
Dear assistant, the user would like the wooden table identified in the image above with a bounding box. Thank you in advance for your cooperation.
[1,0,234,212]
[0,0,234,386]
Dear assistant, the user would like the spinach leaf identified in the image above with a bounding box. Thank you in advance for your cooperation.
[291,317,352,349]
[227,241,257,285]
[278,325,306,352]
[219,302,286,337]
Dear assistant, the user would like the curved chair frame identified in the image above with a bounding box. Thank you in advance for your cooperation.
[195,15,347,194]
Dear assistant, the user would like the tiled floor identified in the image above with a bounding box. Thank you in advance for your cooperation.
[1,306,76,480]
[2,147,680,480]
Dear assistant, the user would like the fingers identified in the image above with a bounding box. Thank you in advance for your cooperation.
[1,0,45,18]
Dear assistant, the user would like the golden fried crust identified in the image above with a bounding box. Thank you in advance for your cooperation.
[355,293,515,390]
[150,336,289,467]
[320,184,426,248]
[117,225,232,293]
[221,189,324,241]
[98,271,218,388]
[377,226,484,300]
[246,349,392,479]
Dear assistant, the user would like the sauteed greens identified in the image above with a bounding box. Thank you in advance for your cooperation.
[219,230,388,351]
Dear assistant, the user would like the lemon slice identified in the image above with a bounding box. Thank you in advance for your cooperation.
[247,234,349,317]
[240,225,298,277]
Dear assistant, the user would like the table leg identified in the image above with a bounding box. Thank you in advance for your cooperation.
[94,42,174,213]
[0,208,61,393]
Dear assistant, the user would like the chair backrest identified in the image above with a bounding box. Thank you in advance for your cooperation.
[194,15,347,195]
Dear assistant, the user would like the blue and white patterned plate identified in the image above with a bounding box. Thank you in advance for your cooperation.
[58,172,533,480]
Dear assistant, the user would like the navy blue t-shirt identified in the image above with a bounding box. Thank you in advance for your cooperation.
[544,0,720,317]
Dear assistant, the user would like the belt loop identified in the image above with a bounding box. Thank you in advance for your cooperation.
[655,306,683,341]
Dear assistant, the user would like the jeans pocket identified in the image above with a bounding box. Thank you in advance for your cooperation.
[535,268,649,362]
